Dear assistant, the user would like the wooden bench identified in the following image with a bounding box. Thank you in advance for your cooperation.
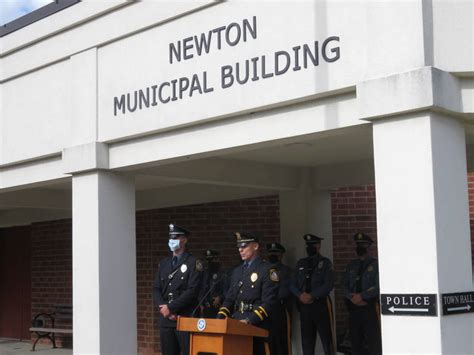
[29,304,73,351]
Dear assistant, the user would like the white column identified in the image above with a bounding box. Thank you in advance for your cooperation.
[72,171,137,355]
[280,170,335,355]
[373,112,473,354]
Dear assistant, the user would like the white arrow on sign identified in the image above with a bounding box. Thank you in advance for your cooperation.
[447,305,471,312]
[389,306,429,313]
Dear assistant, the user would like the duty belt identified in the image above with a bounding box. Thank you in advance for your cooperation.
[235,301,255,313]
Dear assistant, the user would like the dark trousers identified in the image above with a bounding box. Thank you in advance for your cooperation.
[159,327,189,355]
[269,303,291,355]
[349,304,382,355]
[299,299,334,355]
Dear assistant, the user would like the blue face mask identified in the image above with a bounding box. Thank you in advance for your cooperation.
[168,239,180,251]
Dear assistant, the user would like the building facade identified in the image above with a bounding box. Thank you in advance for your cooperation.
[1,1,473,354]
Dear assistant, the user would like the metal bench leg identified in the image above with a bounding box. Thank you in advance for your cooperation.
[32,335,41,351]
[52,333,57,348]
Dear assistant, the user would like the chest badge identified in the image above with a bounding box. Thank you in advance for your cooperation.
[318,261,324,269]
[212,273,218,280]
[181,264,187,273]
[367,265,373,272]
[250,273,258,282]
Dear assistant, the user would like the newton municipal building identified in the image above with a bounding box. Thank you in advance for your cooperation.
[0,1,473,354]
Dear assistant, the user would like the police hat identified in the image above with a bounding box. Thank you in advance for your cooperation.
[235,232,259,248]
[168,224,190,238]
[353,232,373,244]
[204,249,219,259]
[303,234,323,244]
[267,242,286,254]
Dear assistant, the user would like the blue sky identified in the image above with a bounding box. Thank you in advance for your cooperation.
[0,0,53,25]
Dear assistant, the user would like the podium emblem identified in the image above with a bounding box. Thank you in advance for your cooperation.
[197,318,206,331]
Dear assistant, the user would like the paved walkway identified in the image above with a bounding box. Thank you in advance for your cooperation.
[0,339,72,355]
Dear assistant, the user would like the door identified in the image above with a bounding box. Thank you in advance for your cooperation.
[0,226,32,340]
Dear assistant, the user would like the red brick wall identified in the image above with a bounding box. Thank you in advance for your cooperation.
[31,219,72,346]
[29,195,280,354]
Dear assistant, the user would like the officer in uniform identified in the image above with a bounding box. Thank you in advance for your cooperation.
[153,224,204,355]
[198,249,228,318]
[266,242,292,355]
[217,232,279,355]
[290,234,336,355]
[343,232,382,355]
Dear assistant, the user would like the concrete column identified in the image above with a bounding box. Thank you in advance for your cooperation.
[373,112,473,354]
[280,170,335,355]
[72,171,136,355]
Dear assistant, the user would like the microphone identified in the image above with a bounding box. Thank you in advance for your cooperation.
[191,276,222,318]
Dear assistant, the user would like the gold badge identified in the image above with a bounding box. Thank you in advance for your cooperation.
[250,273,258,282]
[196,259,204,272]
[180,264,187,273]
[269,268,279,282]
[368,265,373,272]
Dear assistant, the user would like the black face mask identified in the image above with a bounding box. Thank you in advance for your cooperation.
[306,246,317,256]
[356,246,368,256]
[207,261,220,272]
[268,254,279,264]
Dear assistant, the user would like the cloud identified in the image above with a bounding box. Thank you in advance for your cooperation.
[0,0,53,25]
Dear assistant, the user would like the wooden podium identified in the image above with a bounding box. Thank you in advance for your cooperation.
[177,317,268,355]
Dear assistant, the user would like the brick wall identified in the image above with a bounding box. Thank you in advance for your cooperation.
[31,219,72,347]
[29,195,280,354]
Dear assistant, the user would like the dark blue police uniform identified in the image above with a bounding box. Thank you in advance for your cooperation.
[218,232,279,355]
[267,242,293,355]
[153,225,203,355]
[343,232,382,355]
[290,234,336,355]
[198,249,228,318]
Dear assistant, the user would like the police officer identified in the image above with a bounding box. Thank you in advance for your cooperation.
[153,224,203,355]
[217,232,279,355]
[343,232,382,355]
[290,234,336,355]
[266,242,292,355]
[198,249,228,318]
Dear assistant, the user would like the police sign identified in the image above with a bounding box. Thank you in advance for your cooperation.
[381,294,437,316]
[442,291,474,316]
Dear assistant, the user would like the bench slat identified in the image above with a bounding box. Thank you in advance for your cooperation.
[30,327,73,334]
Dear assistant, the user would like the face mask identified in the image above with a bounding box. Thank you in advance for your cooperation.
[268,255,279,264]
[208,261,219,271]
[168,239,180,252]
[306,246,317,256]
[356,246,367,256]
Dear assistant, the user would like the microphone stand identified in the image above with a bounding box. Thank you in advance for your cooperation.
[191,277,222,318]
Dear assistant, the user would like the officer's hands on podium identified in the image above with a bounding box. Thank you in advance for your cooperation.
[239,319,250,324]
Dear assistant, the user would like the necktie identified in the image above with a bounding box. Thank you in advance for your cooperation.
[243,262,249,269]
[172,256,178,268]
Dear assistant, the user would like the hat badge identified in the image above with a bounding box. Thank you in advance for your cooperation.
[357,233,363,240]
[236,232,241,240]
[169,224,174,231]
[206,250,211,256]
[272,243,275,248]
[305,235,310,241]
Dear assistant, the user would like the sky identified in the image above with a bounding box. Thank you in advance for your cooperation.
[0,0,53,25]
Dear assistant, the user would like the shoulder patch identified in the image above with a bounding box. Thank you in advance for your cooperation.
[196,259,204,272]
[269,268,279,282]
